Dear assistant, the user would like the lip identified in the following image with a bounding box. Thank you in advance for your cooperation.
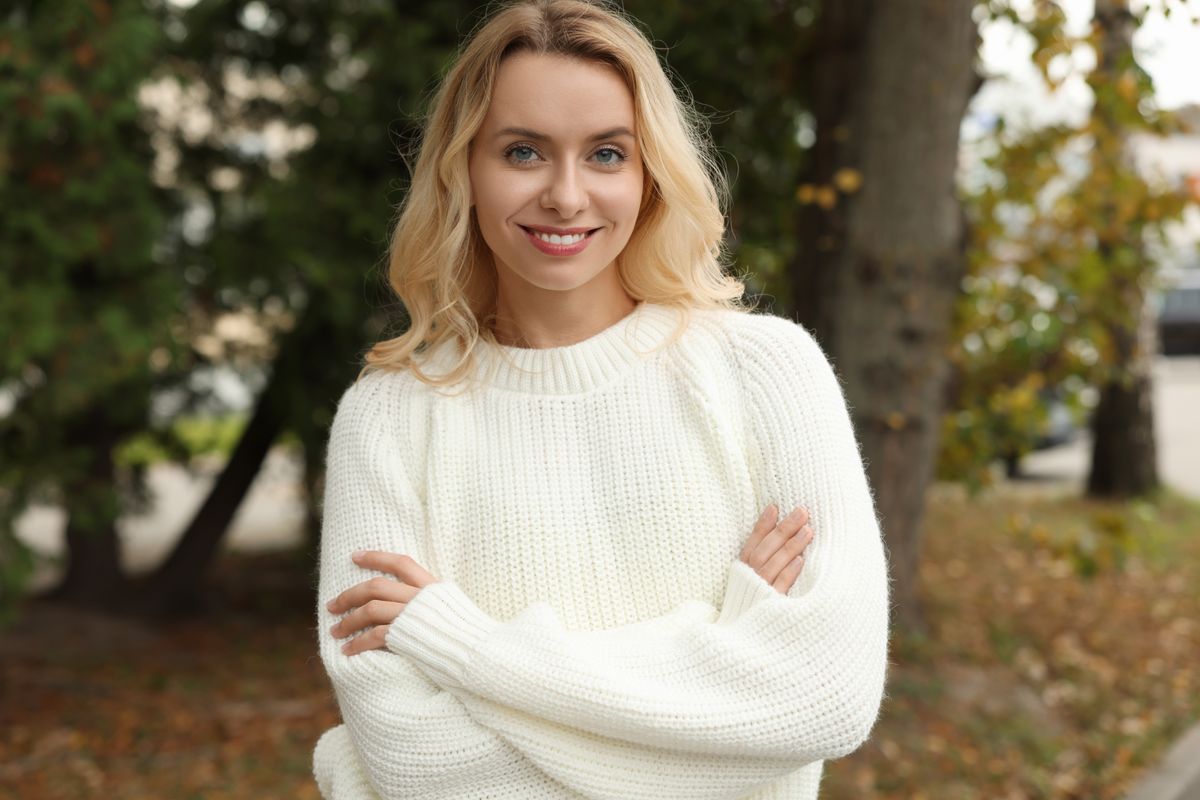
[519,224,601,256]
[520,223,601,235]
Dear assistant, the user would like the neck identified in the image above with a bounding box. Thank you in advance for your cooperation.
[489,287,638,350]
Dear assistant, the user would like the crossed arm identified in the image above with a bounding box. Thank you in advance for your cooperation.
[314,316,891,799]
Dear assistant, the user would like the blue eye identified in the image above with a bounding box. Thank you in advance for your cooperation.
[594,147,627,166]
[505,144,539,164]
[502,143,629,168]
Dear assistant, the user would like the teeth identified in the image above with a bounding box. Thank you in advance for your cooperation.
[531,230,586,245]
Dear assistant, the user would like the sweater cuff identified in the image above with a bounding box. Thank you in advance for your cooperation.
[384,580,499,692]
[716,558,784,624]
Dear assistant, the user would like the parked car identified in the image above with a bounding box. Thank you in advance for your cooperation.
[1159,270,1200,355]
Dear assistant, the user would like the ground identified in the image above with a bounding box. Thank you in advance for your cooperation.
[2,483,1198,799]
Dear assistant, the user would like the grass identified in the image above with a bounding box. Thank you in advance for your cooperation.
[114,413,302,467]
[1,483,1197,799]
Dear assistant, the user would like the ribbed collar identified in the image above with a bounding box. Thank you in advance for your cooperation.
[463,301,684,395]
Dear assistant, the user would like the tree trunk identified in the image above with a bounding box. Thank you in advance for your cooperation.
[136,353,288,617]
[1087,290,1159,497]
[1085,0,1160,498]
[1087,373,1158,497]
[301,439,324,564]
[136,304,336,617]
[44,410,128,605]
[793,0,979,635]
[39,399,139,609]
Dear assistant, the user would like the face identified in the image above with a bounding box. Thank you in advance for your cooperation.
[468,51,644,295]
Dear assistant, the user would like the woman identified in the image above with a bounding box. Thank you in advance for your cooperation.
[314,1,890,798]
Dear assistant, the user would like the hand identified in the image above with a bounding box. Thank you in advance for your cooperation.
[739,504,815,595]
[326,550,441,656]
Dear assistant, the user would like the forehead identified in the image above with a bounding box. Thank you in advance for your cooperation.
[482,51,636,137]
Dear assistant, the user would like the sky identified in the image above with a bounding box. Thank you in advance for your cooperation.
[1128,0,1200,108]
[973,0,1200,129]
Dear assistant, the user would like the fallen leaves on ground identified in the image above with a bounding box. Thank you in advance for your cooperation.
[1,484,1197,799]
[822,484,1200,799]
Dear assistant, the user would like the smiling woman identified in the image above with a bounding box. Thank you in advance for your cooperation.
[356,0,741,379]
[466,50,646,336]
[312,1,890,799]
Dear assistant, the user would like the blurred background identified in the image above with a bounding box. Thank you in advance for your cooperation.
[2,0,1199,798]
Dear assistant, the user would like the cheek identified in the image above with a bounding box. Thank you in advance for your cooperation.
[597,174,645,222]
[473,171,538,219]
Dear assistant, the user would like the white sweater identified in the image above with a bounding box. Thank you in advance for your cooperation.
[313,301,891,800]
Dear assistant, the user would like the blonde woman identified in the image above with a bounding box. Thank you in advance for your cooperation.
[314,1,890,797]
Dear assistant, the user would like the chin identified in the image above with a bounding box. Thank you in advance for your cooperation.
[511,263,609,293]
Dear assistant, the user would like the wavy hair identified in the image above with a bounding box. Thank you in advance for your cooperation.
[359,0,755,390]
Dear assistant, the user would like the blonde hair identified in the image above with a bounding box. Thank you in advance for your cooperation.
[360,0,754,390]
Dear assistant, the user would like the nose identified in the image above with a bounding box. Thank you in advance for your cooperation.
[540,160,589,218]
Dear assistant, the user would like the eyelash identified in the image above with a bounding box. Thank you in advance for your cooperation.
[502,143,629,169]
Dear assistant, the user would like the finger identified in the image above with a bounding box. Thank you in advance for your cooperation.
[772,553,806,596]
[328,576,413,614]
[746,505,809,568]
[761,524,814,583]
[331,599,407,639]
[342,625,390,657]
[353,550,441,587]
[739,505,780,561]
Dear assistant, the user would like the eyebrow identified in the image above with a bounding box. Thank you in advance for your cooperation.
[492,126,636,142]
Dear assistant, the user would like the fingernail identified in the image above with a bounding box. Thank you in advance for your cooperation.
[352,550,365,560]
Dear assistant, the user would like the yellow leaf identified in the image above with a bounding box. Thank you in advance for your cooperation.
[1117,71,1138,102]
[815,185,837,210]
[833,167,863,193]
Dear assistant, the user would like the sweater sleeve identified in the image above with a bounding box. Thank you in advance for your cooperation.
[317,374,826,800]
[315,376,573,799]
[385,314,892,766]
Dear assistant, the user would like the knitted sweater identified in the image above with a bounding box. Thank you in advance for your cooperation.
[313,301,891,800]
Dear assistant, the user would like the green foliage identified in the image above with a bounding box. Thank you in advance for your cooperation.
[114,413,249,467]
[148,0,820,492]
[938,0,1197,491]
[5,0,818,618]
[0,0,190,620]
[20,0,1185,616]
[623,0,818,290]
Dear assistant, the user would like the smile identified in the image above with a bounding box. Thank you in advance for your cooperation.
[519,225,601,256]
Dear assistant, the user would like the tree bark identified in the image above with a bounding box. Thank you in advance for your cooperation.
[793,0,979,635]
[1085,0,1160,498]
[1087,287,1159,497]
